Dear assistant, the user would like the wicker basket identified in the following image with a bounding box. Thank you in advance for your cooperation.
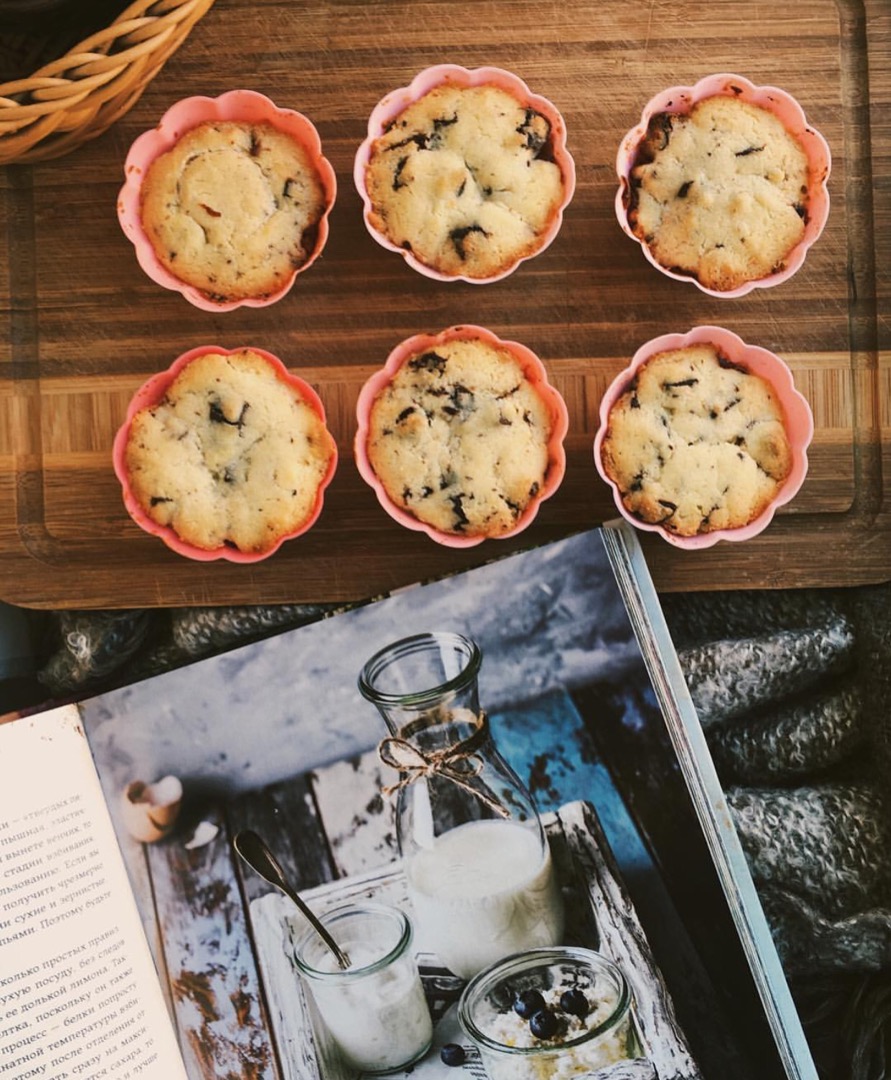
[0,0,216,165]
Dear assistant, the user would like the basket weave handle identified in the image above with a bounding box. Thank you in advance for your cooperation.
[0,0,216,164]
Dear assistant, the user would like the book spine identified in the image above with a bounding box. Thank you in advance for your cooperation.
[600,520,818,1080]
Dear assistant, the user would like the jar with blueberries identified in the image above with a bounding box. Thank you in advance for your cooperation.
[457,946,640,1080]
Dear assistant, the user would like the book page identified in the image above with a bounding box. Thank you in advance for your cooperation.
[0,705,187,1080]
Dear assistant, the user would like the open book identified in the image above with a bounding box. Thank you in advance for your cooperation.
[0,523,817,1080]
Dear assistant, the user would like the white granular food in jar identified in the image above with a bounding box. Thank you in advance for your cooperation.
[476,984,633,1080]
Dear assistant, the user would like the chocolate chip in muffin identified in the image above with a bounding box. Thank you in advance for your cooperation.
[125,350,335,553]
[600,343,792,537]
[366,335,556,538]
[627,95,810,292]
[364,82,567,278]
[140,120,327,302]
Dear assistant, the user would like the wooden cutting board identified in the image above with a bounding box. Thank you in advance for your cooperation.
[0,0,888,608]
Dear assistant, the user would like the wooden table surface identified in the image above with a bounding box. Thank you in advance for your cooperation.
[1,0,889,608]
[108,691,793,1080]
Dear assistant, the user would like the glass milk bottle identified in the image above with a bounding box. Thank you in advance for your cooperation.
[359,631,564,980]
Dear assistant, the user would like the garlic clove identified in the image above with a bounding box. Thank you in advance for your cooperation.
[120,775,183,843]
[184,820,219,850]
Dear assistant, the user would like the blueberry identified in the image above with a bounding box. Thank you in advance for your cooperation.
[529,1008,559,1040]
[560,988,589,1018]
[513,989,546,1019]
[440,1044,466,1067]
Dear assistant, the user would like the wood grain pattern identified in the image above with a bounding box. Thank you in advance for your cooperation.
[0,0,888,606]
[145,803,278,1079]
[559,801,701,1080]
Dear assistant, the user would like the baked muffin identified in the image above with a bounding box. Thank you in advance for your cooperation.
[362,81,568,279]
[364,334,559,538]
[627,95,810,292]
[123,348,336,554]
[139,120,327,303]
[599,343,792,537]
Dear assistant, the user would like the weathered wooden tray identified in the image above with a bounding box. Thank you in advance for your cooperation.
[250,803,700,1080]
[0,0,888,607]
[87,672,791,1077]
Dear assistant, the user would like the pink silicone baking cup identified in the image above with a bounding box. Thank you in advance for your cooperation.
[593,326,814,549]
[615,74,831,298]
[354,65,576,283]
[113,345,338,562]
[355,325,569,547]
[117,90,337,312]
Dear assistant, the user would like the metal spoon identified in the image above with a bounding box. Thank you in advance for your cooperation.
[233,828,351,970]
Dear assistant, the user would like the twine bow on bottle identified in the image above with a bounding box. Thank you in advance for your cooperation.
[377,713,510,818]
